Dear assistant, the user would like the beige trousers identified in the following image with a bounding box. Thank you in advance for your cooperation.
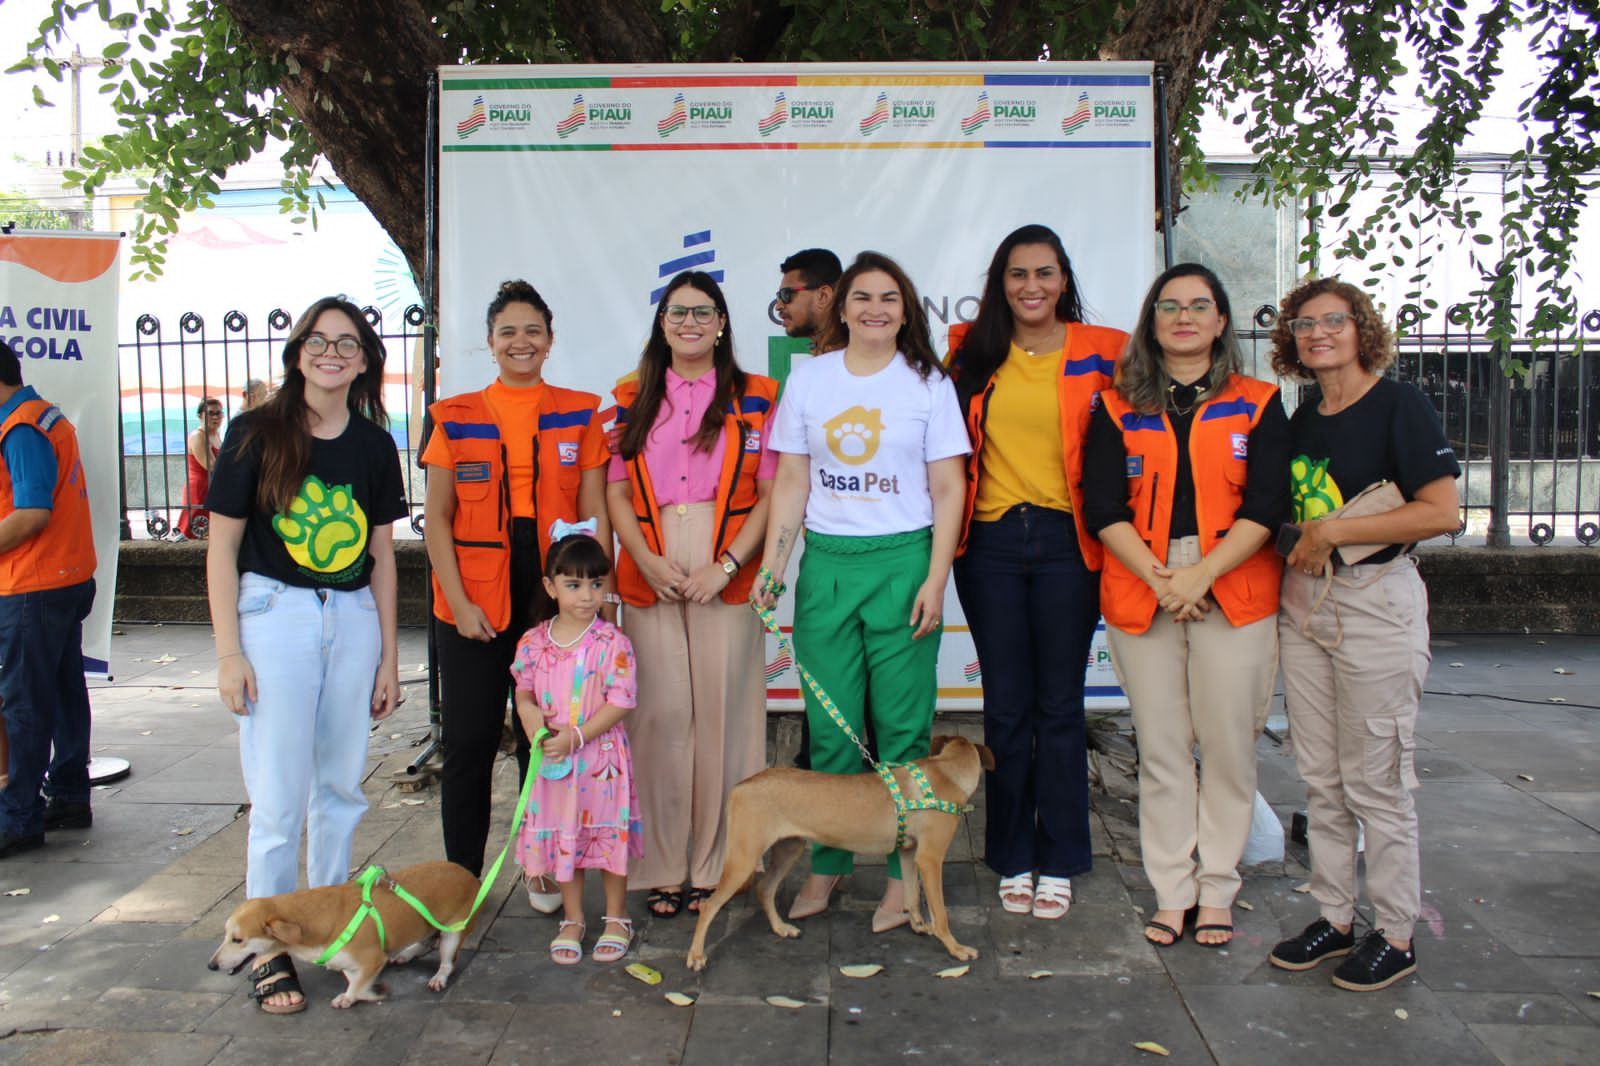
[1106,536,1278,911]
[624,503,767,890]
[1278,555,1428,942]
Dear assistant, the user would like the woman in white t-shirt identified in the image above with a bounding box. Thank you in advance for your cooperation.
[756,251,970,933]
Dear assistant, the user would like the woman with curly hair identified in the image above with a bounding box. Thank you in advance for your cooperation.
[1264,277,1460,992]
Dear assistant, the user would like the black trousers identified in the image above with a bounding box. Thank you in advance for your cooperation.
[436,518,550,875]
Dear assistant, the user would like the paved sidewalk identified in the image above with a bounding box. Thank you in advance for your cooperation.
[0,625,1595,1064]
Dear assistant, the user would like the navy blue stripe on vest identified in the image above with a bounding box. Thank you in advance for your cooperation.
[614,403,630,425]
[735,395,771,415]
[1118,412,1166,433]
[442,421,500,441]
[538,409,593,431]
[1199,397,1258,422]
[1064,353,1116,378]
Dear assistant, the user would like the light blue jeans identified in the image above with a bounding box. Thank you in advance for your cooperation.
[236,572,380,898]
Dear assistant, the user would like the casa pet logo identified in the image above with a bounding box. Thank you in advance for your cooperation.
[657,93,734,138]
[454,95,531,140]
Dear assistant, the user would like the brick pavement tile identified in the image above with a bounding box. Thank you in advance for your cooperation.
[1519,957,1600,1024]
[493,1002,690,1064]
[681,1002,828,1065]
[11,1029,228,1066]
[196,1035,362,1066]
[75,987,230,1032]
[1466,1022,1595,1066]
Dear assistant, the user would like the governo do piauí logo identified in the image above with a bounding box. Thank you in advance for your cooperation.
[1061,91,1091,135]
[859,91,889,136]
[456,96,487,140]
[961,91,991,136]
[759,92,789,137]
[657,93,689,138]
[556,94,587,139]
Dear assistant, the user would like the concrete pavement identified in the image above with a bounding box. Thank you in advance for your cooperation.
[0,624,1595,1064]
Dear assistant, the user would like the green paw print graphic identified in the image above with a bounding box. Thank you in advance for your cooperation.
[272,475,369,575]
[1289,455,1344,522]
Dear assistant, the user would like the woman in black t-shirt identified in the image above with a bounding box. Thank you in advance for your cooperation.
[1264,278,1460,994]
[205,296,407,1015]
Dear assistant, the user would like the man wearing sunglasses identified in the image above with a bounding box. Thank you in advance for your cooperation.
[776,248,842,343]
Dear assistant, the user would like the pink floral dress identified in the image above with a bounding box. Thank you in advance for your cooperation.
[511,619,643,880]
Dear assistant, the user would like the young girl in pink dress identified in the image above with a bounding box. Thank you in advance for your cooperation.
[512,526,642,964]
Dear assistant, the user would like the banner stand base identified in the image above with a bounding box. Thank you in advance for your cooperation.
[88,756,131,785]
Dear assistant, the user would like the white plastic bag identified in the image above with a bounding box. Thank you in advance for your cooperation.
[1241,791,1286,864]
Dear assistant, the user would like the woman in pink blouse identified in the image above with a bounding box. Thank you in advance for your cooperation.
[607,270,780,918]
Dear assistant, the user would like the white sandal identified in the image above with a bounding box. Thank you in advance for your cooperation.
[526,874,562,915]
[1032,876,1072,920]
[998,873,1035,915]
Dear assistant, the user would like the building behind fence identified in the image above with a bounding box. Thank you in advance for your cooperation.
[120,302,1600,547]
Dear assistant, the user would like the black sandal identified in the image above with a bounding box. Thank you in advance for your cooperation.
[1144,905,1198,949]
[686,886,715,914]
[647,887,684,918]
[247,954,307,1015]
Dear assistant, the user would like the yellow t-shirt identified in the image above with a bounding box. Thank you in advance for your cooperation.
[973,344,1071,521]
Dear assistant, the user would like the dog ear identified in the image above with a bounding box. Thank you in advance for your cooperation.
[265,918,303,945]
[929,735,951,756]
[977,744,996,771]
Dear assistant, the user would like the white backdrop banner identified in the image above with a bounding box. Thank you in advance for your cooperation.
[0,232,123,675]
[438,62,1156,708]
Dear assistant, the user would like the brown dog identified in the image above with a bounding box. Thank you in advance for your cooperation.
[208,860,481,1008]
[686,735,994,971]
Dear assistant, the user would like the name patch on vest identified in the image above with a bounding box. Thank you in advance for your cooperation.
[36,406,63,431]
[1231,433,1248,459]
[1125,455,1143,478]
[744,429,761,453]
[455,461,491,483]
[557,441,579,465]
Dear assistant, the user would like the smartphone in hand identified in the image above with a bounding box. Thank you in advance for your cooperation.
[1275,522,1303,557]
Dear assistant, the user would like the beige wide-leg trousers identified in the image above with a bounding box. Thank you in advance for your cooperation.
[624,503,767,891]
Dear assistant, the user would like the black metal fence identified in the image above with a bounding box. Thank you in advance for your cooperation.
[119,302,1599,546]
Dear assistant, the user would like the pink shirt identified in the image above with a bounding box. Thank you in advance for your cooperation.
[607,369,778,504]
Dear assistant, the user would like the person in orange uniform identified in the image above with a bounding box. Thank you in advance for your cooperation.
[608,270,777,918]
[422,281,611,902]
[0,339,98,857]
[1082,263,1288,948]
[947,224,1127,922]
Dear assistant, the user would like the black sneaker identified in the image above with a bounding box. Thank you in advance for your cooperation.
[44,800,92,831]
[1268,917,1356,971]
[1331,930,1417,991]
[0,831,45,859]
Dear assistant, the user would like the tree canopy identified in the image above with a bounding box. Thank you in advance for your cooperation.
[13,0,1600,348]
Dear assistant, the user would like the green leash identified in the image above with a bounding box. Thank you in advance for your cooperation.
[753,567,964,850]
[314,725,549,966]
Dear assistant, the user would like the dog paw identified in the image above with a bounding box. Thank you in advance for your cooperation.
[427,975,450,992]
[685,951,707,972]
[946,942,980,962]
[331,993,355,1009]
[773,921,802,940]
[909,914,930,935]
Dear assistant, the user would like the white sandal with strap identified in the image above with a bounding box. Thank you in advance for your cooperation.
[1032,876,1072,920]
[998,873,1035,915]
[592,916,633,963]
[526,875,562,915]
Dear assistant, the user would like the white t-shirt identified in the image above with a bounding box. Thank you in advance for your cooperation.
[770,350,971,536]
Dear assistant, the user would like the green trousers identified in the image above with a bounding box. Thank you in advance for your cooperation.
[793,528,941,878]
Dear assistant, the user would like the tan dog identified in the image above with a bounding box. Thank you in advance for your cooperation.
[687,735,994,970]
[208,860,480,1008]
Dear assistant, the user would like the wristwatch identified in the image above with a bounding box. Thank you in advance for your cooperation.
[720,549,740,576]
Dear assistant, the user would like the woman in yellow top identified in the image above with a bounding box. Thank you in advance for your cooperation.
[948,224,1128,921]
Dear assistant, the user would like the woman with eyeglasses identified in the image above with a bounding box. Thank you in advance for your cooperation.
[422,280,612,906]
[607,270,778,919]
[205,297,407,1014]
[757,251,969,931]
[177,396,224,539]
[1081,263,1288,949]
[1264,278,1459,992]
[945,224,1126,922]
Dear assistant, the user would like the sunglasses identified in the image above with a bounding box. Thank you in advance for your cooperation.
[776,285,817,304]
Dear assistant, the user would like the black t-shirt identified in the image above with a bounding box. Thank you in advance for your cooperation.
[207,411,408,590]
[1288,376,1461,562]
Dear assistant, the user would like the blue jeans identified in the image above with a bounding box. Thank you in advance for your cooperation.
[0,578,95,837]
[953,506,1098,879]
[236,573,380,897]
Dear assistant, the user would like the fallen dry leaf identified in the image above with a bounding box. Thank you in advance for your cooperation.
[1293,883,1312,894]
[41,914,59,924]
[1236,900,1254,911]
[1133,1041,1171,1056]
[173,828,194,836]
[139,731,153,737]
[839,964,883,979]
[664,992,696,1007]
[1550,697,1567,703]
[1554,667,1574,675]
[1448,662,1464,668]
[1394,1008,1409,1020]
[1517,773,1534,782]
[400,798,427,806]
[1028,969,1053,980]
[625,963,661,986]
[3,888,29,897]
[1587,991,1600,1001]
[152,654,177,664]
[765,995,806,1009]
[935,965,970,979]
[611,1009,622,1017]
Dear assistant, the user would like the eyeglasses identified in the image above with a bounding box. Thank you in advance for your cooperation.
[1153,299,1216,317]
[204,408,223,417]
[663,304,719,324]
[776,285,816,305]
[302,334,364,358]
[1286,312,1351,336]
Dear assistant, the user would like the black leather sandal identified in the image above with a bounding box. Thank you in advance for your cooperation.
[247,954,307,1015]
[686,886,715,913]
[647,887,684,918]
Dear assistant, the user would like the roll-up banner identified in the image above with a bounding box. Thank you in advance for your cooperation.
[438,63,1157,708]
[0,231,123,676]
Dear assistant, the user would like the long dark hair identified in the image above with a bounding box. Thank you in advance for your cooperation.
[239,296,388,514]
[618,271,745,459]
[815,251,945,381]
[951,224,1085,408]
[1116,263,1245,415]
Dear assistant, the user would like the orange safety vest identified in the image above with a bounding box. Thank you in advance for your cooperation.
[947,321,1128,569]
[426,386,601,631]
[1096,375,1284,634]
[0,397,97,594]
[611,374,778,608]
